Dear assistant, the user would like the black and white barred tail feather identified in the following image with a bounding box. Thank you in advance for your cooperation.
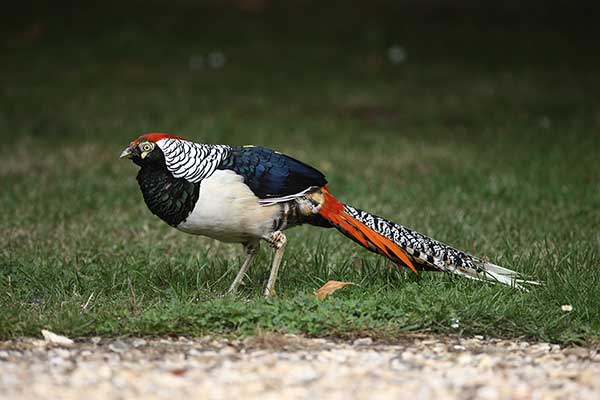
[320,191,539,290]
[345,204,540,289]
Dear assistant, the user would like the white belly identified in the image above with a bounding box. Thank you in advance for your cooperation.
[176,169,280,243]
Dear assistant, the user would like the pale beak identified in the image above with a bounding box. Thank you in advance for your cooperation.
[119,146,133,159]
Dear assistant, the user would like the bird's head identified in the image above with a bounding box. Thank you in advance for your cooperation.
[120,133,182,167]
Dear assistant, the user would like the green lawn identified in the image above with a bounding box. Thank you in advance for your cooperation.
[1,2,599,344]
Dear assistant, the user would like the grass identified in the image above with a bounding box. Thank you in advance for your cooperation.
[1,1,599,344]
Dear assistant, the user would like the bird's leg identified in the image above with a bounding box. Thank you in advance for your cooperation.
[227,242,259,294]
[263,231,287,298]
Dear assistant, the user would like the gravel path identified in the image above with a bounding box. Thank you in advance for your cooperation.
[1,334,599,400]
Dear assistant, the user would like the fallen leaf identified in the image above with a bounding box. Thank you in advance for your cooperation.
[315,280,354,300]
[41,329,74,347]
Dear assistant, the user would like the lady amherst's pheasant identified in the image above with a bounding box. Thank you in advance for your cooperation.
[121,133,537,297]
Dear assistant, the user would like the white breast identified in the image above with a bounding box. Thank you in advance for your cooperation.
[176,169,280,243]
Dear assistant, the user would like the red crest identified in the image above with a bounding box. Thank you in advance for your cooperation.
[131,132,184,146]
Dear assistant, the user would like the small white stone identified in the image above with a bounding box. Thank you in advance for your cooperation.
[108,340,129,353]
[219,345,237,356]
[49,356,63,365]
[564,347,589,358]
[478,355,495,369]
[477,386,500,400]
[353,337,373,346]
[51,348,71,359]
[389,357,409,371]
[457,354,473,365]
[289,367,319,384]
[188,348,202,356]
[111,376,128,388]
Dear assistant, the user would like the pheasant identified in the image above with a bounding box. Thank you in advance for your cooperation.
[120,133,537,297]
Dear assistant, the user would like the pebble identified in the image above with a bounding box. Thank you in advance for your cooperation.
[50,348,71,359]
[289,367,320,384]
[564,347,590,358]
[132,339,147,348]
[108,340,129,353]
[0,336,598,400]
[90,337,102,345]
[218,345,237,356]
[477,386,500,400]
[352,337,373,346]
[389,357,409,371]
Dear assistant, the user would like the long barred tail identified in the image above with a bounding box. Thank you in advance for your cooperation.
[318,189,539,290]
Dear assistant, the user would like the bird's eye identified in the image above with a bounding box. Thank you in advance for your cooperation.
[140,143,153,152]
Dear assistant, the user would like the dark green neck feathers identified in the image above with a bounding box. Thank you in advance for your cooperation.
[136,165,200,227]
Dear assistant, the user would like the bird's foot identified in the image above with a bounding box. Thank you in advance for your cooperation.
[264,231,287,249]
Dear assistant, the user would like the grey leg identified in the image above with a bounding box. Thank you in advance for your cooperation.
[263,231,287,298]
[227,242,259,294]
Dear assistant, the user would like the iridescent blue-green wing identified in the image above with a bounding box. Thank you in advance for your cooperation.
[218,146,327,199]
